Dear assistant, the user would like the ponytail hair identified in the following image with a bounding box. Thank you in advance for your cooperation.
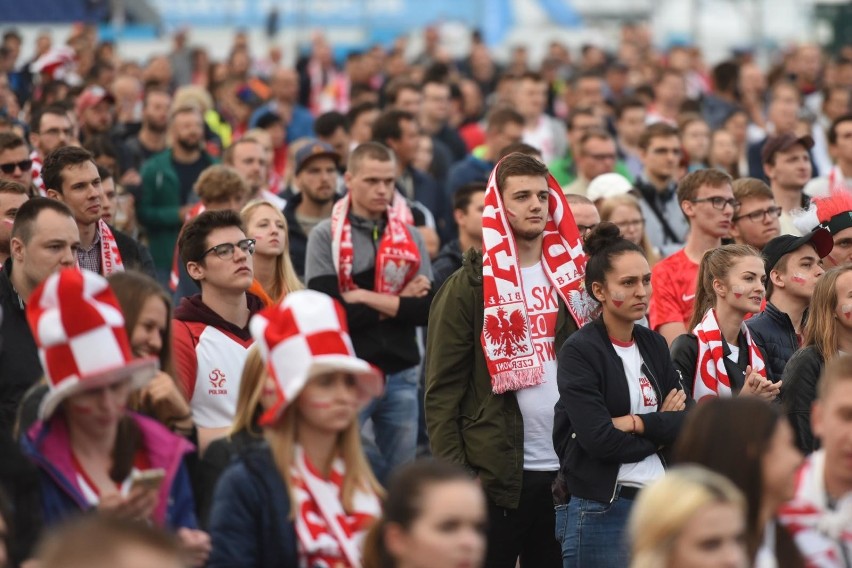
[687,244,762,330]
[583,222,645,303]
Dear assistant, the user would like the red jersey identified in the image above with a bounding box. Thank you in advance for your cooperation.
[649,249,699,331]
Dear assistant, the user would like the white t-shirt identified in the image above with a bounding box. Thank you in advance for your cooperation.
[611,338,666,487]
[727,342,740,364]
[523,116,558,163]
[515,262,561,471]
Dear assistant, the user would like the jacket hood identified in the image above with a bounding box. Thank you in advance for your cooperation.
[174,293,265,341]
[460,248,484,287]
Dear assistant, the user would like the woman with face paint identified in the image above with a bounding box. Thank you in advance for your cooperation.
[781,265,852,453]
[107,271,194,438]
[20,269,211,567]
[553,223,687,568]
[671,244,779,403]
[207,290,385,568]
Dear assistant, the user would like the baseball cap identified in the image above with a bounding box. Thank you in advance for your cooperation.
[586,173,635,203]
[294,140,340,174]
[761,133,814,165]
[75,85,115,115]
[762,227,833,275]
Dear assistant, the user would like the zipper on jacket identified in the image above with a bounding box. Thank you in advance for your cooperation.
[608,479,619,504]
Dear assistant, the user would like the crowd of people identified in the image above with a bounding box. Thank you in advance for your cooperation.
[0,18,851,568]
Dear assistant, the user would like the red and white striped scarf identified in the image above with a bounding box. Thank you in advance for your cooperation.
[480,161,594,394]
[779,450,852,568]
[692,309,766,401]
[98,219,125,275]
[30,150,46,197]
[291,445,381,568]
[330,191,419,295]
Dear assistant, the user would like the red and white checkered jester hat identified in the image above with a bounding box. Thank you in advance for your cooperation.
[249,290,384,426]
[26,268,159,420]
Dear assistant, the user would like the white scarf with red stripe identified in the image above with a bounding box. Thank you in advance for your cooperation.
[692,309,766,401]
[779,450,852,568]
[828,165,852,195]
[98,219,125,275]
[330,191,419,295]
[291,445,380,568]
[480,161,594,394]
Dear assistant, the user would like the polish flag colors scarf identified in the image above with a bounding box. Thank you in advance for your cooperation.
[291,445,381,568]
[481,162,594,394]
[330,191,420,295]
[692,308,766,401]
[779,450,852,567]
[98,219,125,275]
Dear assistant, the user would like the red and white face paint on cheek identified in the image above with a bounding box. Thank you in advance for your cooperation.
[301,393,336,409]
[611,291,625,307]
[842,304,852,320]
[732,285,745,299]
[791,272,807,284]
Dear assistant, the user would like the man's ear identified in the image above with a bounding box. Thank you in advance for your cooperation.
[453,207,465,226]
[344,171,353,187]
[681,199,695,219]
[10,236,24,262]
[729,221,742,241]
[770,268,785,291]
[46,189,62,201]
[186,260,205,282]
[763,163,774,182]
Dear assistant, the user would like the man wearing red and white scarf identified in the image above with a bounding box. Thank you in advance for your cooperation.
[779,356,852,568]
[426,152,593,568]
[805,115,852,199]
[43,146,155,278]
[305,142,433,482]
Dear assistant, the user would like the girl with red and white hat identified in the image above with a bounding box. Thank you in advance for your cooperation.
[208,289,385,568]
[20,268,210,566]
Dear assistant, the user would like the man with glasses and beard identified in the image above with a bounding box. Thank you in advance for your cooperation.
[138,105,216,287]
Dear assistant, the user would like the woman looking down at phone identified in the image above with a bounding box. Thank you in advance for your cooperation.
[20,269,210,566]
[553,223,687,568]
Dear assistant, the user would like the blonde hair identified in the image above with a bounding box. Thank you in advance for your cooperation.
[264,387,384,521]
[172,85,214,114]
[228,345,266,437]
[629,466,746,568]
[804,265,852,360]
[688,244,763,330]
[598,194,660,266]
[240,200,303,301]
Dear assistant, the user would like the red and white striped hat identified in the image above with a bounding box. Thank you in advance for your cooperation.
[249,290,383,426]
[26,268,159,420]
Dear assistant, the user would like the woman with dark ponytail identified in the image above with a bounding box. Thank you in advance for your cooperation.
[671,244,779,402]
[553,222,687,568]
[362,460,487,568]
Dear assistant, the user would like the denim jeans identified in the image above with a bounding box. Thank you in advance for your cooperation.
[360,365,419,483]
[555,488,636,568]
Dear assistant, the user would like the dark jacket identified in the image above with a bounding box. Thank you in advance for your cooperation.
[305,213,433,374]
[781,345,824,453]
[424,249,578,509]
[282,192,311,279]
[0,259,42,443]
[112,225,157,279]
[671,331,771,398]
[431,239,464,290]
[402,165,451,242]
[446,154,493,199]
[196,429,264,527]
[207,445,298,568]
[555,318,685,503]
[746,302,801,383]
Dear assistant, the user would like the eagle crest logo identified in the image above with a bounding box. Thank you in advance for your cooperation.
[484,307,529,357]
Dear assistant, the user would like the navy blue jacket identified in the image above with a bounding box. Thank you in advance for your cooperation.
[208,445,298,568]
[446,155,493,200]
[746,301,800,383]
[555,317,686,503]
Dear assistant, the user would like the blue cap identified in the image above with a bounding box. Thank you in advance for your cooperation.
[294,140,340,174]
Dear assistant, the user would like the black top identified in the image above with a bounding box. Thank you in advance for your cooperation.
[554,317,686,503]
[746,301,801,384]
[172,154,213,204]
[781,345,824,453]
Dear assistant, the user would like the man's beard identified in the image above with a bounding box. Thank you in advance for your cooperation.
[176,137,200,152]
[146,120,168,134]
[305,187,334,206]
[513,227,544,242]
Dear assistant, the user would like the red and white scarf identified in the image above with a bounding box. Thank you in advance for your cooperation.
[31,150,47,197]
[169,202,206,292]
[480,161,594,394]
[779,450,852,568]
[828,165,852,195]
[330,191,419,295]
[291,445,381,568]
[98,219,125,275]
[692,309,766,401]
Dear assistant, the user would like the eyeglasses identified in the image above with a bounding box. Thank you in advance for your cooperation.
[732,206,783,223]
[577,223,598,235]
[0,159,32,174]
[586,153,617,161]
[690,197,740,211]
[199,238,256,261]
[615,219,645,231]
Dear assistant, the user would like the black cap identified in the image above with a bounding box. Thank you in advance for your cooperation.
[761,133,815,165]
[762,228,834,275]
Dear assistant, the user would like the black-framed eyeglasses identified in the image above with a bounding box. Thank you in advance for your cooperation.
[732,206,783,223]
[690,197,739,211]
[577,223,599,235]
[615,219,645,231]
[0,159,32,174]
[199,238,256,261]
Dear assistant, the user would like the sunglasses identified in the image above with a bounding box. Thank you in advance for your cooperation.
[0,159,32,174]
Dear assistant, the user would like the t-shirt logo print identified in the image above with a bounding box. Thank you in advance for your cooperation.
[639,374,657,407]
[484,307,529,357]
[208,369,227,395]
